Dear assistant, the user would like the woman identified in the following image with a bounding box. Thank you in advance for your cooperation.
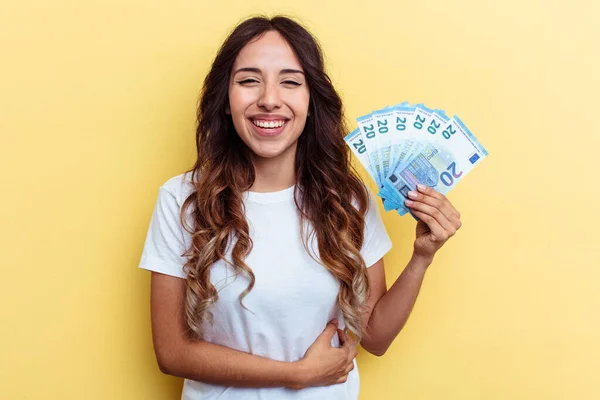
[138,15,462,399]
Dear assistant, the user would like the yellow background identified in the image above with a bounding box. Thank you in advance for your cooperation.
[1,0,599,398]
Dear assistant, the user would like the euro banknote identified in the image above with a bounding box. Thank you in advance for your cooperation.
[344,102,488,217]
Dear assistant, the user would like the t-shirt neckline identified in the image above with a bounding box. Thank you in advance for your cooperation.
[244,184,296,204]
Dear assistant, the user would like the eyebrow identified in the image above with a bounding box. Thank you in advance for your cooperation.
[233,67,305,75]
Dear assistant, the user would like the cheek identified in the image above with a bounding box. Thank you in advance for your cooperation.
[288,92,310,119]
[228,89,253,117]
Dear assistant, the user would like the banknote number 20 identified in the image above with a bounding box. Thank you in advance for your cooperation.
[442,125,456,139]
[440,162,463,186]
[353,139,367,154]
[414,115,426,130]
[377,120,389,134]
[363,124,376,139]
[396,117,407,131]
[428,120,441,134]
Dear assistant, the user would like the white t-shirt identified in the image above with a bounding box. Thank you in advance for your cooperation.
[138,172,392,400]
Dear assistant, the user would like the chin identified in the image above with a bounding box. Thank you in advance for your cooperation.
[250,147,287,159]
[248,141,296,160]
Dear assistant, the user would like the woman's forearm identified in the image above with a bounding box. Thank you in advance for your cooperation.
[160,339,306,390]
[364,253,432,356]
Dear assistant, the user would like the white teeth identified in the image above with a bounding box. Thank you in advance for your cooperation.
[253,120,285,128]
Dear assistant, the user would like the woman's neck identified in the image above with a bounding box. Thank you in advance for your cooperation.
[249,147,297,193]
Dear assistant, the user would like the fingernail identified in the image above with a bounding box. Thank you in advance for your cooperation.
[408,191,418,199]
[417,184,426,191]
[405,199,413,206]
[331,319,338,324]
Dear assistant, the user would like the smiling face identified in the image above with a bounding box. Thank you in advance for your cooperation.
[228,30,310,162]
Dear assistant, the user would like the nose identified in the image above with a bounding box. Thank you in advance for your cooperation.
[257,81,282,111]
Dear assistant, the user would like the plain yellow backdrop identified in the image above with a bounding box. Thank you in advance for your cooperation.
[1,0,599,399]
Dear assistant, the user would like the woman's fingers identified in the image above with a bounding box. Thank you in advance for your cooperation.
[407,185,461,230]
[337,328,344,345]
[350,346,358,360]
[345,361,355,374]
[336,360,354,384]
[410,209,449,241]
[340,330,358,360]
[406,199,455,235]
[341,330,356,346]
[417,185,460,221]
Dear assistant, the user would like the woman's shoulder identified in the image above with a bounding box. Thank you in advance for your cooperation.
[159,170,196,206]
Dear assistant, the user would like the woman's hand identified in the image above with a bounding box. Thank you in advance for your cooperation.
[289,320,358,390]
[404,184,462,263]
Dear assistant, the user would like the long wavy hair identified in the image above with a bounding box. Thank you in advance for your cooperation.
[180,15,371,342]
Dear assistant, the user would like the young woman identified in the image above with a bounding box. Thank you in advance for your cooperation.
[139,15,462,400]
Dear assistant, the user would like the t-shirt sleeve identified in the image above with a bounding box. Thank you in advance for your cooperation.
[138,186,188,279]
[360,187,393,268]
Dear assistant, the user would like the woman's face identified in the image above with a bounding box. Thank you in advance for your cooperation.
[228,30,310,161]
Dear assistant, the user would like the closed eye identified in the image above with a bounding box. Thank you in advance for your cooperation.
[282,80,301,86]
[237,78,259,84]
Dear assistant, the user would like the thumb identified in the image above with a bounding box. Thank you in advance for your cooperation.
[322,319,338,340]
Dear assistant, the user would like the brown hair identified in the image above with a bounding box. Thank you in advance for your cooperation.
[181,15,371,341]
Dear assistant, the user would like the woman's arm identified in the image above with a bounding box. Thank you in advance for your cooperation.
[149,272,356,390]
[150,271,304,388]
[359,255,430,356]
[360,185,462,356]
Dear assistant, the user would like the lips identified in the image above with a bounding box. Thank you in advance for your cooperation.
[252,119,286,128]
[249,118,288,137]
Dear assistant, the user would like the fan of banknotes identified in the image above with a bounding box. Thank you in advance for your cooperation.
[345,102,488,217]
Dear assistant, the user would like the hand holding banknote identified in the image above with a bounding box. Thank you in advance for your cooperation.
[405,184,462,264]
[345,101,486,264]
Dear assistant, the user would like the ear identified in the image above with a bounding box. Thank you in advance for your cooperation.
[225,105,231,115]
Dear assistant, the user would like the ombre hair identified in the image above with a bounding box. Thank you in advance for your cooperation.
[180,15,371,341]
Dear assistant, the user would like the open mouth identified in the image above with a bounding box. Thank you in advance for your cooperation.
[250,118,289,136]
[252,119,287,129]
